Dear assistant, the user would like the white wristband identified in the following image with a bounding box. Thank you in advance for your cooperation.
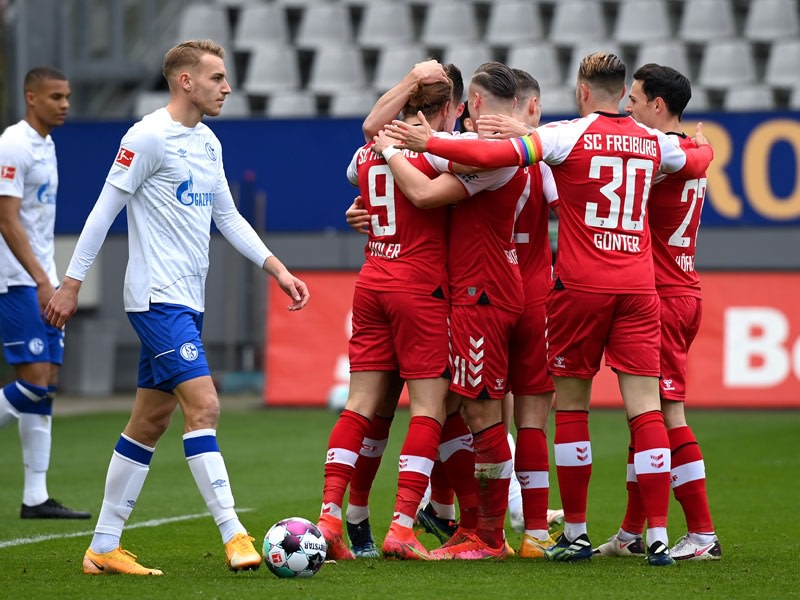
[381,146,401,161]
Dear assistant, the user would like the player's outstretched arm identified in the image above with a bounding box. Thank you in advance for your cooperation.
[345,196,369,235]
[45,277,81,329]
[263,255,310,311]
[388,112,539,169]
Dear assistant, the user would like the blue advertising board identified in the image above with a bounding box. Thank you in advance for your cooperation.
[51,112,799,234]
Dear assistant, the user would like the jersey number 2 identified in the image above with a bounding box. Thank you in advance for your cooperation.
[668,177,707,248]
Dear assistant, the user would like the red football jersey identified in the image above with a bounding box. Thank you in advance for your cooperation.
[514,162,558,304]
[352,142,449,294]
[446,166,526,312]
[534,112,690,293]
[648,133,705,298]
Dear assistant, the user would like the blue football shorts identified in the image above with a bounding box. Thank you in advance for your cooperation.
[127,303,211,392]
[0,285,65,365]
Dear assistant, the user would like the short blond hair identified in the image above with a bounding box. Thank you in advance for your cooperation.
[162,39,225,81]
[577,51,626,96]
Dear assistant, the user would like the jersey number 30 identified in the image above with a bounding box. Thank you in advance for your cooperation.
[584,156,654,231]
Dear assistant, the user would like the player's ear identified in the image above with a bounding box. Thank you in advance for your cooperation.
[178,71,192,91]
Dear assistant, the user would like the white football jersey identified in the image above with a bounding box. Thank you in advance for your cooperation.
[106,108,231,312]
[0,120,59,293]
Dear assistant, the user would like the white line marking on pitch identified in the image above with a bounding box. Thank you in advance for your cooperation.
[0,508,254,549]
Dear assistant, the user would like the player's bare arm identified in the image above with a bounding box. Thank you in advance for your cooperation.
[345,195,370,235]
[45,276,82,329]
[374,130,466,209]
[0,194,56,313]
[476,114,531,139]
[362,60,447,141]
[262,255,310,311]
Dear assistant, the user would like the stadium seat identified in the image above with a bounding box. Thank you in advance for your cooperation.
[234,4,290,50]
[567,42,624,83]
[218,93,250,118]
[265,91,317,117]
[420,2,480,48]
[635,41,692,80]
[175,4,231,48]
[613,0,672,45]
[307,44,367,94]
[697,40,757,90]
[132,91,170,118]
[484,1,544,47]
[743,0,800,41]
[549,0,608,47]
[539,85,578,118]
[295,3,354,50]
[765,40,800,89]
[274,0,332,7]
[241,42,301,96]
[678,0,737,42]
[506,43,563,87]
[329,89,379,117]
[723,85,776,111]
[372,45,430,93]
[213,0,263,8]
[357,2,415,49]
[442,43,495,82]
[790,85,800,109]
[685,85,712,112]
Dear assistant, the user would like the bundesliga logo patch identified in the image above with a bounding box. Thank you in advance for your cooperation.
[0,165,16,180]
[114,147,135,169]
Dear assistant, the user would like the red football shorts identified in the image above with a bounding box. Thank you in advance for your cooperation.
[659,295,702,402]
[545,288,661,378]
[448,303,521,400]
[349,286,449,379]
[508,300,554,395]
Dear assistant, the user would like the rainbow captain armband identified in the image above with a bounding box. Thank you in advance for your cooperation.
[511,132,542,167]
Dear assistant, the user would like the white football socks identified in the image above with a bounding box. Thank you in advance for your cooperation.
[19,413,51,506]
[184,429,246,544]
[91,435,154,553]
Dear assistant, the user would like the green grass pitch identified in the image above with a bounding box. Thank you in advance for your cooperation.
[1,403,798,599]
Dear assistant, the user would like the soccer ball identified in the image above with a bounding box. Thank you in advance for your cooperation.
[262,517,327,578]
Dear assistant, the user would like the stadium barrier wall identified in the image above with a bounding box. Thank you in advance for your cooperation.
[51,112,799,234]
[264,271,800,409]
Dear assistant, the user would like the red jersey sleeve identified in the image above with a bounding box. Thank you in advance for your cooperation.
[425,132,544,168]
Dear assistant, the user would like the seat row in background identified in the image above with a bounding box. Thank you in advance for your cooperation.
[132,0,800,117]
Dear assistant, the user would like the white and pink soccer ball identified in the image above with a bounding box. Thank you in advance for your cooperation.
[262,517,327,578]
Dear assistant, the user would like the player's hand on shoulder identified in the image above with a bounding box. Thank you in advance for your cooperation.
[345,196,369,235]
[476,114,530,139]
[372,129,395,155]
[385,112,432,153]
